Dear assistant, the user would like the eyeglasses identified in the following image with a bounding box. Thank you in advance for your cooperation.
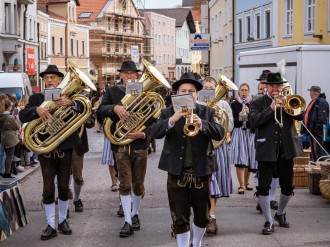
[43,75,59,81]
[121,71,138,76]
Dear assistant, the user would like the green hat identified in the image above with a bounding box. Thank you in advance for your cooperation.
[264,72,288,84]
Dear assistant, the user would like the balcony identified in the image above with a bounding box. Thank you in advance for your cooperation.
[17,0,35,4]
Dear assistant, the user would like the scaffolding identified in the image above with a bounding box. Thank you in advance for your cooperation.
[87,0,153,86]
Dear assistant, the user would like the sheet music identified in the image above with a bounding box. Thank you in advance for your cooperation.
[171,93,196,112]
[198,89,215,103]
[126,81,143,95]
[44,88,62,101]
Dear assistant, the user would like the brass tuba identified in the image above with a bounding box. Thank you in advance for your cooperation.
[22,61,96,154]
[104,59,170,145]
[204,74,238,148]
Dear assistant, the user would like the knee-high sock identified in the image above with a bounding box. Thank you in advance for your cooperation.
[269,178,279,201]
[58,199,69,224]
[277,193,291,215]
[44,203,56,229]
[176,231,190,247]
[259,195,272,224]
[73,182,83,202]
[120,195,132,225]
[131,193,141,216]
[192,223,206,247]
[69,175,73,190]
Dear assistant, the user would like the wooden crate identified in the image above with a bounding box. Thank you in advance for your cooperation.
[302,149,311,158]
[293,168,308,187]
[293,157,310,167]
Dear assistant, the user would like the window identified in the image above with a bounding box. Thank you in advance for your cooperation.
[77,40,79,56]
[130,21,134,33]
[71,38,74,56]
[44,42,47,58]
[164,34,166,45]
[246,15,251,40]
[124,44,127,53]
[265,10,271,38]
[115,19,119,31]
[52,37,55,54]
[122,0,127,10]
[82,41,85,56]
[60,38,63,54]
[14,5,17,34]
[284,0,293,36]
[305,0,315,32]
[238,18,242,42]
[79,12,92,19]
[29,19,32,40]
[5,3,10,33]
[255,13,260,39]
[106,42,110,52]
[41,42,44,60]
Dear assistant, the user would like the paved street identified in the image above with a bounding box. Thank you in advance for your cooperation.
[2,128,330,247]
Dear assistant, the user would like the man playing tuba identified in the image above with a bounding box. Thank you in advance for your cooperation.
[97,61,150,238]
[19,65,84,240]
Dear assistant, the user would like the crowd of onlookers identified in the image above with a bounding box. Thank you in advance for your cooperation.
[0,93,39,178]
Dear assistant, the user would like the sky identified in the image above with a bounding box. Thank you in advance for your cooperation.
[133,0,182,9]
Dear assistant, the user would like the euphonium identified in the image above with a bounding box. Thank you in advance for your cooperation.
[205,74,238,148]
[22,61,96,154]
[104,59,170,145]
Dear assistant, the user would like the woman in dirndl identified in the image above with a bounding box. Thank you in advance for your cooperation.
[200,77,234,235]
[230,82,257,195]
[101,136,117,192]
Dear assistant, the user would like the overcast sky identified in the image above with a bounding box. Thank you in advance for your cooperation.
[134,0,182,9]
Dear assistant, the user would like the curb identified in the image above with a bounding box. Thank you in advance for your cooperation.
[16,164,41,183]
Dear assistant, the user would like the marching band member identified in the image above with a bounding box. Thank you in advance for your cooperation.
[200,77,234,235]
[19,65,83,240]
[97,61,150,238]
[151,72,224,247]
[249,72,304,235]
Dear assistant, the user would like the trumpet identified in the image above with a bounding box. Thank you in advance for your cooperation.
[183,107,199,137]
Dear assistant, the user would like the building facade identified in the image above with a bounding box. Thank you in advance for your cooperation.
[77,0,146,86]
[209,0,233,81]
[142,11,176,81]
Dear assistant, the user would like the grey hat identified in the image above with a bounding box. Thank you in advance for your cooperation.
[307,86,321,92]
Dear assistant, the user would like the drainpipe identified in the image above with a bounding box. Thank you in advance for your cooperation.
[23,4,28,72]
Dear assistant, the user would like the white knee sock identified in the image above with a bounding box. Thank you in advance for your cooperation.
[269,178,279,201]
[58,199,69,224]
[120,195,132,225]
[176,231,190,247]
[131,192,141,217]
[44,203,55,229]
[192,223,206,247]
[69,175,73,190]
[259,195,273,224]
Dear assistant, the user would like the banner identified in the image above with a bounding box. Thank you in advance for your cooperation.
[26,48,35,75]
[189,34,210,51]
[131,45,139,64]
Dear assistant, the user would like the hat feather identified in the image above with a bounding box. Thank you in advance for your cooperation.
[276,58,286,76]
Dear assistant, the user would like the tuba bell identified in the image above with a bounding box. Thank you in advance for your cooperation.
[22,61,96,154]
[204,74,238,148]
[104,59,171,145]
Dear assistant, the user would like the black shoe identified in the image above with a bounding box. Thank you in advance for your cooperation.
[117,204,124,217]
[256,203,263,213]
[119,222,134,238]
[41,225,57,240]
[132,214,140,231]
[270,200,278,210]
[58,219,72,235]
[3,173,15,178]
[274,213,290,228]
[11,163,18,175]
[262,221,274,235]
[74,199,83,212]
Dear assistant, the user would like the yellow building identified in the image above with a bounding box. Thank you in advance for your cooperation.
[278,0,330,46]
[37,0,90,78]
[209,0,233,80]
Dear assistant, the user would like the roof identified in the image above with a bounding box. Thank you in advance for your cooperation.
[76,0,113,22]
[141,8,196,33]
[191,8,201,23]
[38,0,80,6]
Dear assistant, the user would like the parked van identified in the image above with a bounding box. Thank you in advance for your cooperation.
[0,72,33,99]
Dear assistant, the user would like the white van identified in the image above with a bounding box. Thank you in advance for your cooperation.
[0,72,33,98]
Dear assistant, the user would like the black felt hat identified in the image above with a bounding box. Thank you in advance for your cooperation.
[172,72,203,91]
[264,72,288,84]
[117,61,141,72]
[39,65,64,78]
[256,70,271,81]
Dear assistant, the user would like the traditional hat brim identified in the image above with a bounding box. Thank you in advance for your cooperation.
[39,70,64,78]
[172,78,203,91]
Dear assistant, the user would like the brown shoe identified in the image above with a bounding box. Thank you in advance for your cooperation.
[206,218,218,235]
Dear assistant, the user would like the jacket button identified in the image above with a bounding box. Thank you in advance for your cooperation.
[181,146,184,149]
[275,132,277,134]
[183,136,186,138]
[275,141,277,144]
[179,157,182,160]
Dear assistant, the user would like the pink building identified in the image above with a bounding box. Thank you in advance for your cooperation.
[142,11,176,81]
